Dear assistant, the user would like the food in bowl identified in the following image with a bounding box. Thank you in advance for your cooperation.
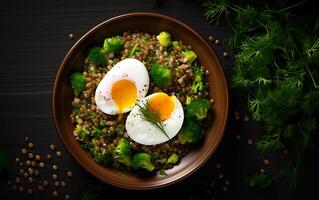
[70,31,213,173]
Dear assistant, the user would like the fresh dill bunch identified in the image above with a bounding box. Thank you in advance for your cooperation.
[137,100,170,139]
[203,0,319,188]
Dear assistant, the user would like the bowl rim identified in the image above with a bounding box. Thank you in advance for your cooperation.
[52,12,229,190]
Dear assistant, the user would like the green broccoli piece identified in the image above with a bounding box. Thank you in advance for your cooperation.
[191,67,205,93]
[178,117,203,144]
[113,139,132,167]
[156,32,172,47]
[172,41,179,48]
[150,63,173,88]
[187,99,212,120]
[132,153,155,172]
[182,50,197,63]
[103,36,124,54]
[166,153,179,164]
[88,47,106,66]
[70,72,86,96]
[186,96,193,105]
[76,124,91,140]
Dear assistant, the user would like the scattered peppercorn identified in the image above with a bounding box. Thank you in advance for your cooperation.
[260,168,266,174]
[28,168,34,175]
[214,39,221,45]
[52,164,58,170]
[222,52,229,58]
[56,151,62,157]
[52,173,58,180]
[219,173,224,179]
[27,188,33,194]
[264,159,270,166]
[26,160,31,166]
[247,139,253,145]
[15,177,21,183]
[50,144,56,151]
[43,180,49,186]
[19,186,24,192]
[69,33,75,39]
[21,148,27,154]
[283,149,289,155]
[39,162,45,168]
[34,170,40,176]
[235,135,241,140]
[65,194,71,200]
[31,161,36,167]
[53,190,59,197]
[23,172,29,178]
[46,153,52,160]
[28,177,33,183]
[225,180,230,185]
[24,136,30,142]
[28,153,34,159]
[208,35,215,41]
[28,142,34,149]
[38,185,44,191]
[35,154,41,160]
[54,181,60,187]
[61,181,67,187]
[15,157,20,163]
[66,171,73,177]
[216,164,222,169]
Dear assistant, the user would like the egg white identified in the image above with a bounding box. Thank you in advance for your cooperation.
[125,93,184,145]
[94,58,149,115]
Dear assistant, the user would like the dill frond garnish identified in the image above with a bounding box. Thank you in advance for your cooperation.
[137,100,170,139]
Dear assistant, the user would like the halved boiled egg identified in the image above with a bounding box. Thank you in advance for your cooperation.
[95,58,149,115]
[125,92,184,145]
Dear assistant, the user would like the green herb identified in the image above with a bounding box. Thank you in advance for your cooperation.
[159,169,167,176]
[203,0,319,188]
[0,149,9,172]
[246,173,272,189]
[70,72,87,96]
[129,43,140,57]
[137,100,170,139]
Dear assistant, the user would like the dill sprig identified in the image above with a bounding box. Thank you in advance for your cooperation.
[137,100,170,139]
[203,0,319,188]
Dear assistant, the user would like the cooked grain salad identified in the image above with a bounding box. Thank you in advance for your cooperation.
[70,31,213,173]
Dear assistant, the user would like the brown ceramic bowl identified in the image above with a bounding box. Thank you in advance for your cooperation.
[52,12,228,190]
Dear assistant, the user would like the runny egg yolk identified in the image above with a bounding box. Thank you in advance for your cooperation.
[149,92,175,121]
[111,80,137,113]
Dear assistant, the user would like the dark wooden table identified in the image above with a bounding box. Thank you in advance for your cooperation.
[1,0,317,199]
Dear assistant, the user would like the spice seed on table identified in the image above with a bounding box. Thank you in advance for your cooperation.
[19,186,24,192]
[21,148,27,155]
[208,35,215,41]
[23,172,29,178]
[28,142,34,149]
[28,177,33,183]
[52,164,58,170]
[28,153,34,159]
[28,168,34,175]
[39,162,45,168]
[54,181,60,187]
[214,39,221,45]
[35,154,41,160]
[56,151,62,157]
[27,188,33,194]
[65,194,71,200]
[43,180,49,186]
[222,52,229,58]
[247,139,253,145]
[24,136,30,142]
[26,160,31,166]
[34,170,39,176]
[66,171,72,177]
[31,161,36,167]
[15,157,20,163]
[38,185,44,191]
[264,159,270,166]
[15,177,21,183]
[69,33,75,39]
[50,144,56,150]
[53,190,59,197]
[52,173,58,180]
[61,181,67,187]
[46,153,52,160]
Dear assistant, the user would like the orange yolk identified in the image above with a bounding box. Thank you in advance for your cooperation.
[149,92,175,121]
[111,80,137,113]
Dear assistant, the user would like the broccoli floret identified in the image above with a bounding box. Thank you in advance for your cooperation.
[156,32,172,47]
[150,63,173,88]
[132,153,155,172]
[178,117,203,144]
[182,50,197,63]
[113,139,132,167]
[70,72,86,96]
[191,67,205,93]
[76,124,91,140]
[187,99,212,120]
[103,36,124,54]
[88,47,106,66]
[172,41,179,48]
[186,96,193,105]
[166,153,179,164]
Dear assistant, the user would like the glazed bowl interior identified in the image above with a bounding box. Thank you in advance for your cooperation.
[53,12,228,190]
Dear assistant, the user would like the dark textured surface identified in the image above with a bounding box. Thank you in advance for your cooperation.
[0,0,317,199]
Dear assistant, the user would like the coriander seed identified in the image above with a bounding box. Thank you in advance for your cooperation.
[61,181,67,187]
[21,148,27,154]
[38,185,44,191]
[28,142,34,149]
[28,177,33,183]
[39,162,45,168]
[66,170,73,177]
[52,173,58,180]
[56,151,62,157]
[50,144,56,150]
[43,180,49,186]
[46,153,52,160]
[26,160,31,166]
[15,157,20,163]
[53,190,59,197]
[35,154,41,160]
[264,159,270,166]
[27,188,33,194]
[28,153,34,159]
[24,136,30,142]
[52,164,58,170]
[54,181,60,187]
[65,194,71,200]
[208,35,215,41]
